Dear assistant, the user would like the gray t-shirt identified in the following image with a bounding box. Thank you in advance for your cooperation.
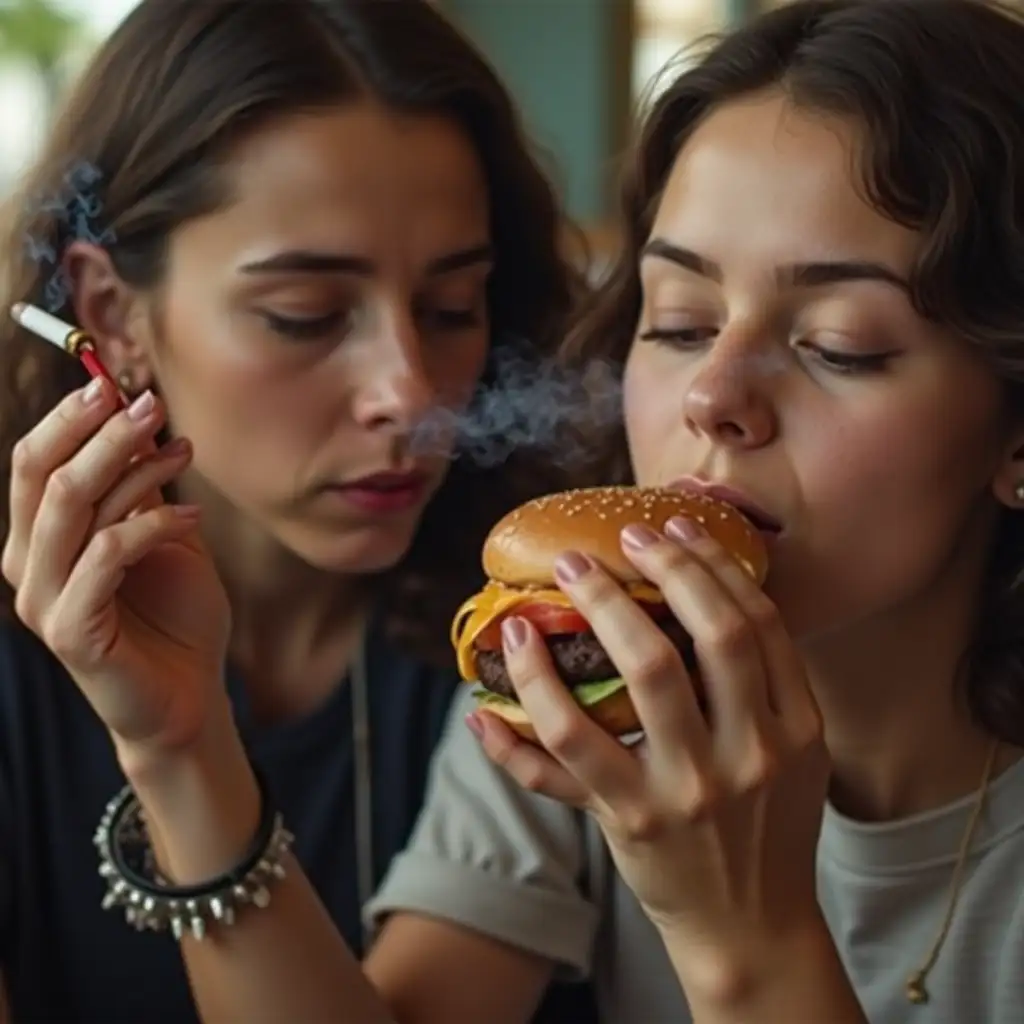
[367,688,1024,1022]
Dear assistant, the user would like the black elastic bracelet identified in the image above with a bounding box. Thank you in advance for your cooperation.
[106,765,278,899]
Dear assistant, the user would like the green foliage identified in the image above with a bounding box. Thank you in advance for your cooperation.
[0,0,82,71]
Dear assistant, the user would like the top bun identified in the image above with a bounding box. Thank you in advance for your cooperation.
[483,486,768,587]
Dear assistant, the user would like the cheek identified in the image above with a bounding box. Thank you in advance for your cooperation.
[622,346,686,482]
[154,321,336,496]
[776,395,1004,634]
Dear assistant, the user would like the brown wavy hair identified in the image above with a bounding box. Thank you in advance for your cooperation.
[0,0,585,665]
[561,0,1024,744]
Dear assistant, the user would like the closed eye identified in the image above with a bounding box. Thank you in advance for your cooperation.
[262,311,347,341]
[638,326,717,346]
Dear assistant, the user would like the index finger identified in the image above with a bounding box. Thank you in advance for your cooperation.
[5,380,117,576]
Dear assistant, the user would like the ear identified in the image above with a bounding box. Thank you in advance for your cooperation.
[63,240,157,394]
[992,426,1024,510]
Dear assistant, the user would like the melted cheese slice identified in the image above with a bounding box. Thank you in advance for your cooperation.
[451,579,663,681]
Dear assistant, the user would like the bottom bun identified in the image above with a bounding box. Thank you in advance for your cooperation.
[476,684,642,743]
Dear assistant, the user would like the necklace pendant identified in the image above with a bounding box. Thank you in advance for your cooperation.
[906,973,929,1005]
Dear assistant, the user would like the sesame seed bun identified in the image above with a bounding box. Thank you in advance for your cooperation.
[483,485,768,586]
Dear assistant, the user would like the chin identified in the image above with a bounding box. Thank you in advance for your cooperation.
[280,521,418,576]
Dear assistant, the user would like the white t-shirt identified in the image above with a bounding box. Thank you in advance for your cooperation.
[366,688,1024,1022]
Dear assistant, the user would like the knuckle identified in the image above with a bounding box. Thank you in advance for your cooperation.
[41,612,76,660]
[12,586,37,628]
[0,543,19,587]
[512,758,548,794]
[617,803,666,843]
[678,774,720,821]
[46,467,83,507]
[733,742,779,793]
[706,612,756,657]
[747,596,782,632]
[543,718,588,761]
[10,436,37,477]
[89,527,124,566]
[622,644,681,685]
[790,706,825,751]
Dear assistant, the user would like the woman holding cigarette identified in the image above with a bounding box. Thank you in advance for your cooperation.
[0,1,596,1022]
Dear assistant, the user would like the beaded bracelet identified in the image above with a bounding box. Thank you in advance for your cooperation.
[93,768,294,941]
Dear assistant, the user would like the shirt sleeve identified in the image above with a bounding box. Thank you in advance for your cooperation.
[364,687,599,977]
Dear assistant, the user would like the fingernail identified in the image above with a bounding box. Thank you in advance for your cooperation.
[465,712,485,739]
[127,389,155,422]
[666,516,704,542]
[554,551,593,584]
[82,378,106,405]
[621,523,659,549]
[160,437,191,459]
[502,616,528,652]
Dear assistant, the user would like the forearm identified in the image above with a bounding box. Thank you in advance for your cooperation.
[660,918,868,1024]
[122,710,393,1024]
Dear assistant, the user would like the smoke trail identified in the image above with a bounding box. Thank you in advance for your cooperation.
[409,339,623,470]
[23,161,117,312]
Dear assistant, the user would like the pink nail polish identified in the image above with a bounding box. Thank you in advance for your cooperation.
[554,551,593,584]
[502,616,528,652]
[621,523,659,549]
[666,516,704,542]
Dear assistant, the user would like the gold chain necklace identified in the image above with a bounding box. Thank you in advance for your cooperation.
[905,738,999,1005]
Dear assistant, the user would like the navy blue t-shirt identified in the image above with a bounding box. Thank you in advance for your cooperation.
[0,616,597,1022]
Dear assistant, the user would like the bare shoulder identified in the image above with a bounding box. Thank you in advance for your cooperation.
[366,912,554,1024]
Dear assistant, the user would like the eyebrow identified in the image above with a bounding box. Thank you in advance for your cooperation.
[240,243,495,277]
[641,238,909,292]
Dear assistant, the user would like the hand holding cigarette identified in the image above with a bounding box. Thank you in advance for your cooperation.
[1,303,232,773]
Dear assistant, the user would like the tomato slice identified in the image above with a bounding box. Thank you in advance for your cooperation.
[473,599,670,652]
[474,603,589,651]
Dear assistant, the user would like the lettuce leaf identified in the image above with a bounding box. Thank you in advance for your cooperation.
[471,677,626,709]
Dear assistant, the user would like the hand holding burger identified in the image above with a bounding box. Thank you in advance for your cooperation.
[457,484,830,1005]
[451,485,768,740]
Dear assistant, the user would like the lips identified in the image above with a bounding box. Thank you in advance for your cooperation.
[667,478,783,534]
[344,471,426,492]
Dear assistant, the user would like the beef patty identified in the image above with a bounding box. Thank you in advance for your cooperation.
[475,618,696,700]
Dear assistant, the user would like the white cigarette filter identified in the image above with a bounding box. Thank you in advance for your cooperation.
[10,303,75,350]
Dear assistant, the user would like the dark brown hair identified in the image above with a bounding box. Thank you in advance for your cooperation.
[0,0,584,664]
[563,0,1024,743]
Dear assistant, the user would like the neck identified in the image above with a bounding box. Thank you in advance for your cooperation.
[181,472,372,722]
[802,529,1017,822]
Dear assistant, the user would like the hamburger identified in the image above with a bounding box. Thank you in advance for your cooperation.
[450,486,769,741]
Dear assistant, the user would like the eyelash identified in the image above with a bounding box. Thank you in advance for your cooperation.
[637,327,894,375]
[263,307,481,341]
[263,312,345,340]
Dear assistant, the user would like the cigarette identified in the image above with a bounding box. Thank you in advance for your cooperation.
[10,302,129,406]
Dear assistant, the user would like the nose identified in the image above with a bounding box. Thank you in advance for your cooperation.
[351,322,436,434]
[681,333,779,449]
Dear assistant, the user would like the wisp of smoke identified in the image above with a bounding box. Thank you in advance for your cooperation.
[409,339,623,470]
[23,161,117,312]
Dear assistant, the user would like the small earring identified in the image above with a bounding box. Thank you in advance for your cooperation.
[116,371,134,395]
[1015,482,1024,504]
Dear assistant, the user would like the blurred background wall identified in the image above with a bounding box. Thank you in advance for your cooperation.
[0,0,774,263]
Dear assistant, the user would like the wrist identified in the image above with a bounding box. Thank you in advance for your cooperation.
[660,914,855,1016]
[115,700,262,885]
